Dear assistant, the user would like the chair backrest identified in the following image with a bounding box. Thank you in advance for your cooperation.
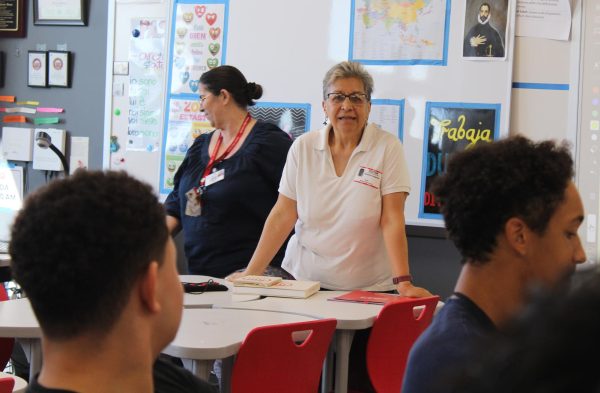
[0,286,14,371]
[0,376,15,393]
[231,318,337,393]
[367,296,440,393]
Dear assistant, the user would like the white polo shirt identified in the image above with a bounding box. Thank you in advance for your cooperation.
[280,123,410,290]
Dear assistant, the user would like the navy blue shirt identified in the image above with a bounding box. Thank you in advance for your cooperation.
[403,293,496,393]
[164,121,292,278]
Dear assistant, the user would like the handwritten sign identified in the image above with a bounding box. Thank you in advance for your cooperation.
[419,102,500,219]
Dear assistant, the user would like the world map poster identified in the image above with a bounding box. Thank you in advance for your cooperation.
[350,0,451,65]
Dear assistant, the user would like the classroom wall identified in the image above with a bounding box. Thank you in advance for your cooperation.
[1,2,583,299]
[0,1,108,194]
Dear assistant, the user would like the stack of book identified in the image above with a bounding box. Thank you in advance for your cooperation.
[232,275,320,299]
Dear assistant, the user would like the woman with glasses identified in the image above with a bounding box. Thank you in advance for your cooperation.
[164,65,292,278]
[229,61,431,297]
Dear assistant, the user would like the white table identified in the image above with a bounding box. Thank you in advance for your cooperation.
[180,275,260,308]
[218,291,444,393]
[0,298,42,378]
[163,308,317,393]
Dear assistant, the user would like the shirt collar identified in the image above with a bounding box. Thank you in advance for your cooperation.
[315,123,374,152]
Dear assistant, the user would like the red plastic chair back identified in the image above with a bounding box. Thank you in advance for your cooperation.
[231,318,337,393]
[0,376,15,393]
[0,286,14,371]
[367,296,440,393]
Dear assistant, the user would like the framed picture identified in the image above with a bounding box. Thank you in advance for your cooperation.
[28,51,47,87]
[33,0,86,26]
[0,0,26,37]
[48,51,70,87]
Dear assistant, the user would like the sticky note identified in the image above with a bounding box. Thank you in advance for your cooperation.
[34,117,60,125]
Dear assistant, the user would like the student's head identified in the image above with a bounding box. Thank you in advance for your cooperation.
[10,171,182,347]
[432,136,585,285]
[199,65,262,109]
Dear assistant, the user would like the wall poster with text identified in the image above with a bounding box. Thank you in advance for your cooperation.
[419,102,501,219]
[160,0,229,194]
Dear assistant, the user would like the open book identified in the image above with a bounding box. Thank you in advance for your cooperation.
[232,279,320,299]
[232,275,282,288]
[328,290,412,305]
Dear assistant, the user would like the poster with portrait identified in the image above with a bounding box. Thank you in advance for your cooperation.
[463,0,509,60]
[28,51,47,87]
[419,102,501,219]
[48,51,70,87]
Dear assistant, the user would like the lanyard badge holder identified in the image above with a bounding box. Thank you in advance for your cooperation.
[185,113,251,217]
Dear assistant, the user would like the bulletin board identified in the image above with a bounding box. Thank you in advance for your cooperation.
[104,0,517,228]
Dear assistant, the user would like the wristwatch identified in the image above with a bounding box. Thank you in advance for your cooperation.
[392,275,412,285]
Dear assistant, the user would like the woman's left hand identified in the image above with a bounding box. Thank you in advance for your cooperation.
[395,281,434,298]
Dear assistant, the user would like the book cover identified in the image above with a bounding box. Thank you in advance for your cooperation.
[232,275,282,288]
[328,290,412,305]
[232,279,320,299]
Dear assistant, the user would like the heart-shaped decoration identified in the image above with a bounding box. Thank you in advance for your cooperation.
[195,5,206,18]
[182,12,193,23]
[174,57,186,69]
[189,79,199,92]
[209,27,221,40]
[208,42,220,56]
[206,58,219,69]
[205,13,217,26]
[176,27,187,38]
[180,71,190,84]
[175,42,185,55]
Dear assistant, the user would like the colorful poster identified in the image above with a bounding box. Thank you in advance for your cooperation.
[128,17,166,152]
[162,98,213,190]
[249,103,311,140]
[369,99,404,140]
[419,102,501,219]
[349,0,451,65]
[169,1,228,95]
[160,0,229,194]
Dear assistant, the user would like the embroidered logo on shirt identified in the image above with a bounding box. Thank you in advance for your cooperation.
[353,165,382,189]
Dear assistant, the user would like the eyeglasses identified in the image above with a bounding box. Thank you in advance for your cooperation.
[199,94,209,104]
[326,92,368,105]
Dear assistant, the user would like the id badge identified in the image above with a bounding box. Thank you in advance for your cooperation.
[185,188,202,216]
[205,168,225,187]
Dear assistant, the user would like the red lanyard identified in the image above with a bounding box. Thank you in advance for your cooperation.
[199,113,251,188]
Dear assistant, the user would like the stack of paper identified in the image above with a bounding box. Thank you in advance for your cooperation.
[233,277,320,299]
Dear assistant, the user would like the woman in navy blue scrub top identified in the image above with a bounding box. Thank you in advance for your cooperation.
[164,65,292,278]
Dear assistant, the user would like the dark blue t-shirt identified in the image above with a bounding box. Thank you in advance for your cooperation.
[402,293,496,393]
[164,121,292,277]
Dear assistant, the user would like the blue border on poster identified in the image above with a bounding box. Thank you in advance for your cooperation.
[371,98,405,140]
[512,82,569,91]
[418,101,501,220]
[348,0,451,66]
[252,102,312,133]
[160,0,229,195]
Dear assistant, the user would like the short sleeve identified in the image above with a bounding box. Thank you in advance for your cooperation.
[380,138,411,196]
[278,138,300,201]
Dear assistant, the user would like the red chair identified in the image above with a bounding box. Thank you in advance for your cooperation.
[0,286,14,371]
[231,318,337,393]
[366,296,440,393]
[0,377,15,393]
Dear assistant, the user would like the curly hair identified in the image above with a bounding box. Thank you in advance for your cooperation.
[9,171,169,339]
[431,136,574,264]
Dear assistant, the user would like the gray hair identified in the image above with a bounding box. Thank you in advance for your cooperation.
[322,61,374,100]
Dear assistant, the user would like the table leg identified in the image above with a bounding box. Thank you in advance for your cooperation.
[220,355,234,393]
[322,342,335,393]
[181,358,212,381]
[17,338,42,377]
[334,330,355,393]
